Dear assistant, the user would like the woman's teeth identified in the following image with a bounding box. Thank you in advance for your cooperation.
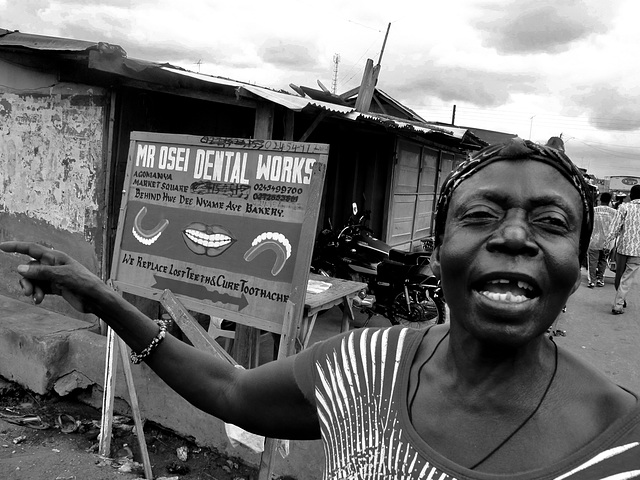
[480,291,529,303]
[487,278,534,292]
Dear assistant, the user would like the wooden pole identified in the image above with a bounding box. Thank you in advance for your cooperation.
[355,59,375,113]
[117,338,153,480]
[99,320,153,478]
[99,328,118,457]
[377,22,391,66]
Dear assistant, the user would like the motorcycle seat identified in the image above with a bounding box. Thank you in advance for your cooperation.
[389,249,430,265]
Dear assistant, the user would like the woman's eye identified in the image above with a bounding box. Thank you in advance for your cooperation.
[536,215,569,229]
[463,210,497,220]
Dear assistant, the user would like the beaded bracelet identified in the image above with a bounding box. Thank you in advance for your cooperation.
[130,320,167,364]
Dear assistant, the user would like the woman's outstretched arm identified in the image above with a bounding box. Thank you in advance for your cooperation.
[0,241,320,440]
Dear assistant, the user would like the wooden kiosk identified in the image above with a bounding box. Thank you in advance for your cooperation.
[102,131,328,478]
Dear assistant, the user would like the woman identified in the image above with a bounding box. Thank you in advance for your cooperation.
[2,137,639,478]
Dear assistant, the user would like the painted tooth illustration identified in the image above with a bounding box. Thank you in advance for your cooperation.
[132,206,169,246]
[182,222,236,257]
[244,232,292,276]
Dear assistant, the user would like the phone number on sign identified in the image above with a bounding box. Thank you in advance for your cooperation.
[252,184,302,203]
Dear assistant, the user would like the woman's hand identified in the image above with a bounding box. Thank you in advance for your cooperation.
[0,241,104,313]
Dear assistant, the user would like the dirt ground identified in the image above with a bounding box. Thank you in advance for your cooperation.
[0,380,261,480]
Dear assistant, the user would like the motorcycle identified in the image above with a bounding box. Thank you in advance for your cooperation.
[311,202,390,287]
[312,204,446,328]
[364,239,446,329]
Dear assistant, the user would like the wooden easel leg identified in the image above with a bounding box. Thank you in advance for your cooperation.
[99,327,118,457]
[117,337,154,480]
[233,325,260,368]
[258,438,279,480]
[257,301,298,480]
[99,327,153,479]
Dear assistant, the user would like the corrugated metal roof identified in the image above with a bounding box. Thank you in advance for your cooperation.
[0,28,123,54]
[0,28,482,145]
[161,67,355,113]
[347,111,470,139]
[159,68,466,137]
[239,85,355,114]
[161,66,245,89]
[373,89,427,122]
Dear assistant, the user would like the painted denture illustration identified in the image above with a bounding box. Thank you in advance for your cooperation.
[132,207,169,246]
[182,223,236,257]
[244,232,292,276]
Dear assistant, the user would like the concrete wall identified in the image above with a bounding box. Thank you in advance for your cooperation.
[0,58,106,322]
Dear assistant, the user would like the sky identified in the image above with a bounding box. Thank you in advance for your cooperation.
[3,0,640,178]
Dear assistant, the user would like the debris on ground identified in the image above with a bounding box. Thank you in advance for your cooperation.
[176,444,189,461]
[0,378,262,479]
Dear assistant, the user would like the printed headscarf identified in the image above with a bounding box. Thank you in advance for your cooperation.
[433,137,594,263]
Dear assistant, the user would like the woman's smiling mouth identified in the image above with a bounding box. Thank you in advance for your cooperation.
[477,278,538,304]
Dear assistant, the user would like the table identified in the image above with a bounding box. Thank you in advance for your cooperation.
[206,273,367,360]
[296,273,368,351]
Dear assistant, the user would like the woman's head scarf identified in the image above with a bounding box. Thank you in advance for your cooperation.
[433,137,594,263]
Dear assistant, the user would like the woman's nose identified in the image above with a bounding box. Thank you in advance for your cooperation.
[486,212,539,256]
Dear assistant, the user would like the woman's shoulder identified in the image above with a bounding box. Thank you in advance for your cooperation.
[294,325,434,376]
[307,324,427,355]
[556,345,637,421]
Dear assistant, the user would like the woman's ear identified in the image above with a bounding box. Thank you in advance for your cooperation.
[430,246,441,280]
[570,263,582,295]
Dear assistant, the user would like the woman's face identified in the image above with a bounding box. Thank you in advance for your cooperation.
[431,160,583,346]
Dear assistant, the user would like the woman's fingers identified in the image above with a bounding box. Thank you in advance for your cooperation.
[33,284,46,304]
[14,257,58,304]
[2,241,94,312]
[0,241,69,266]
[18,277,45,304]
[19,277,34,297]
[0,241,47,260]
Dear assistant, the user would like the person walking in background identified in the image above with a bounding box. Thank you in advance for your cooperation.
[605,184,640,314]
[587,192,616,288]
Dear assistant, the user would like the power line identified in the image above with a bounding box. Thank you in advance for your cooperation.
[339,37,381,86]
[571,139,640,149]
[419,103,640,126]
[347,19,384,33]
[411,103,640,131]
[569,138,640,159]
[408,104,640,161]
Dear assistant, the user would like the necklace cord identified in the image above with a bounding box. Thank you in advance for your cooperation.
[469,338,559,470]
[408,329,450,422]
[407,331,559,470]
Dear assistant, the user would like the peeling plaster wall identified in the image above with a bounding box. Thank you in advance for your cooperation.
[0,59,107,320]
[0,60,105,237]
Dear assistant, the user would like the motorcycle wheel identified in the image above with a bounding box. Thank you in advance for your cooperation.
[388,292,444,329]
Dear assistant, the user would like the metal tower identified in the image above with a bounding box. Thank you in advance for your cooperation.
[331,53,340,94]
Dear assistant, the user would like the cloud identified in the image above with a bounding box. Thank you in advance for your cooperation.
[35,5,242,69]
[472,0,621,55]
[570,86,640,132]
[258,39,320,69]
[387,63,540,108]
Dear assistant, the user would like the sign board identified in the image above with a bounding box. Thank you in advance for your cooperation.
[609,176,640,193]
[110,132,329,333]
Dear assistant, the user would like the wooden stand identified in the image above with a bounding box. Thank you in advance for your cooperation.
[98,289,288,479]
[99,326,153,480]
[99,133,329,479]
